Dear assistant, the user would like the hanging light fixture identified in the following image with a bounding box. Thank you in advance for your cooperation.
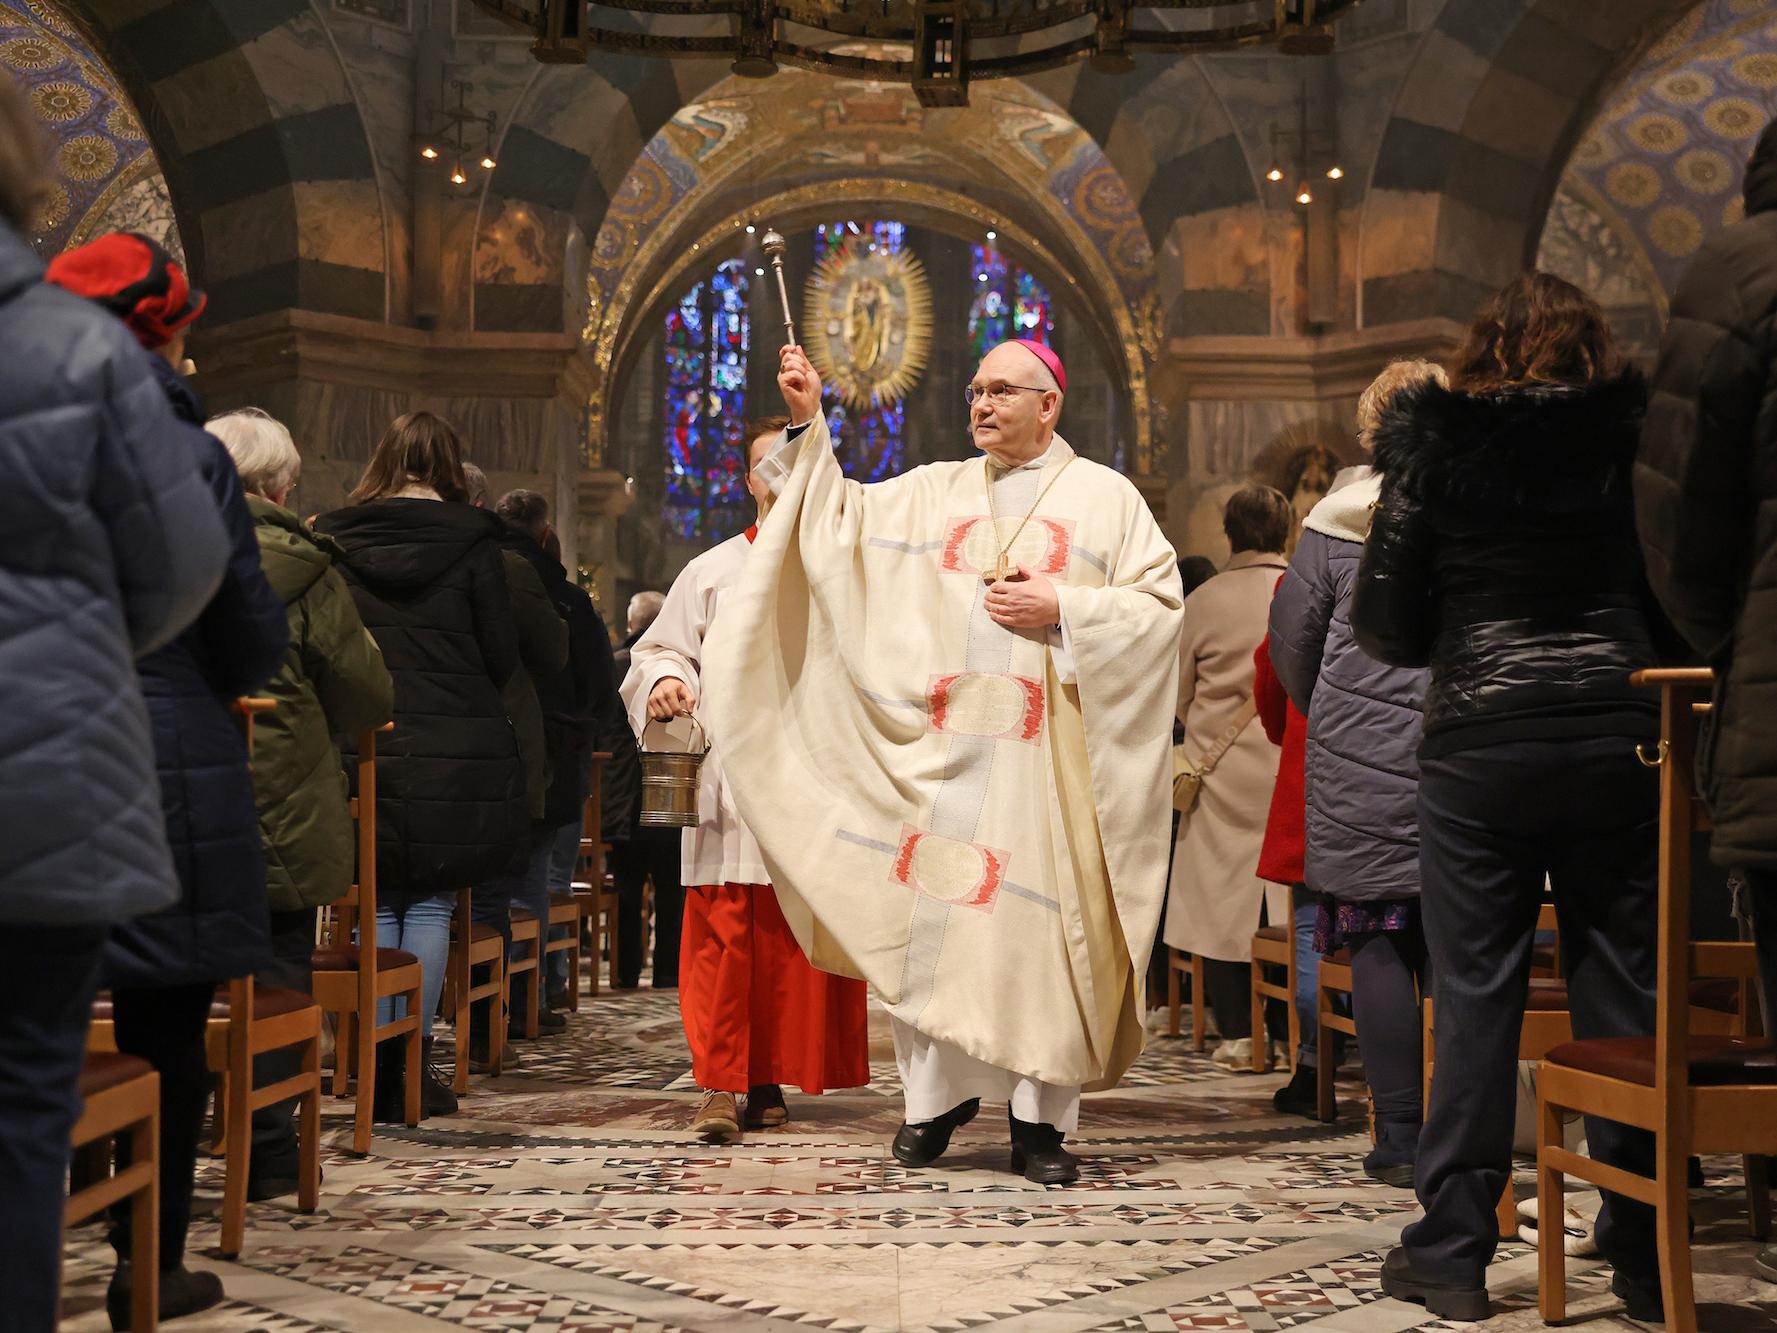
[417,78,498,188]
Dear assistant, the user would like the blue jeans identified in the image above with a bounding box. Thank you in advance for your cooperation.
[374,892,455,1038]
[1292,885,1322,1068]
[0,923,107,1332]
[545,819,583,988]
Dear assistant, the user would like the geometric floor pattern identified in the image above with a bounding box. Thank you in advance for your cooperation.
[59,987,1777,1331]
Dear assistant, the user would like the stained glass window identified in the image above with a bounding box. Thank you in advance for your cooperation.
[661,258,750,542]
[968,238,1053,364]
[815,221,908,482]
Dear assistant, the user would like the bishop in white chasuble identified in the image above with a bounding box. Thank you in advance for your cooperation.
[704,340,1183,1180]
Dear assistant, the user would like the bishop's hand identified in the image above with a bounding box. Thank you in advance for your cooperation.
[779,344,823,424]
[646,677,698,722]
[984,563,1061,630]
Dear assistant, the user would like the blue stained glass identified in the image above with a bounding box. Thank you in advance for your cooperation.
[969,239,1052,365]
[661,258,750,542]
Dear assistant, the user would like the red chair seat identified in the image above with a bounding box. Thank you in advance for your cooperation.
[209,984,316,1019]
[1527,977,1740,1015]
[311,945,420,972]
[79,1051,152,1098]
[1544,1035,1777,1087]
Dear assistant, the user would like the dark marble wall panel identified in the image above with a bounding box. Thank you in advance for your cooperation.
[1138,135,1256,245]
[110,0,307,82]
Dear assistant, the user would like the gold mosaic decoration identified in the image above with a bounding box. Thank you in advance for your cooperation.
[803,236,934,412]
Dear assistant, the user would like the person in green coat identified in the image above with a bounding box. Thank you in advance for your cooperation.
[209,407,394,1195]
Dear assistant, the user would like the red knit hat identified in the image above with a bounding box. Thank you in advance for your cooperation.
[44,232,206,350]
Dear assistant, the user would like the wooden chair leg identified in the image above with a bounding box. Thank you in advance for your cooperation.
[1537,1087,1566,1323]
[490,956,506,1075]
[1166,951,1181,1038]
[131,1099,160,1333]
[1190,953,1206,1052]
[1250,966,1269,1073]
[1655,1141,1697,1333]
[332,1010,353,1098]
[1496,1181,1518,1241]
[404,1002,422,1127]
[1747,1154,1771,1241]
[210,1069,228,1156]
[220,1061,251,1259]
[352,1005,377,1157]
[452,944,473,1095]
[1315,978,1337,1122]
[298,1033,321,1213]
[1285,969,1301,1078]
[567,932,580,1012]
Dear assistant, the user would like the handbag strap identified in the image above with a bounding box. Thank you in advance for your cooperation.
[1191,698,1258,778]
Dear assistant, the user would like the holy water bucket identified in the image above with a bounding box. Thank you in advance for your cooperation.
[637,714,708,829]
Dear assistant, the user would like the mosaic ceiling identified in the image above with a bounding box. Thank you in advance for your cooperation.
[1543,0,1777,314]
[0,0,181,260]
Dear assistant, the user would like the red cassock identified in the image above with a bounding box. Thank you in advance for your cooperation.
[679,882,870,1094]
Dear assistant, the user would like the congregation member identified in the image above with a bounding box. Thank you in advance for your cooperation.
[1165,486,1292,1070]
[0,83,229,1332]
[315,413,527,1119]
[1355,272,1673,1323]
[609,587,679,988]
[494,488,632,1010]
[622,416,869,1138]
[208,407,394,1198]
[462,462,569,1053]
[1636,115,1777,1285]
[1250,618,1321,1114]
[708,341,1183,1183]
[1268,361,1441,1184]
[46,232,291,1328]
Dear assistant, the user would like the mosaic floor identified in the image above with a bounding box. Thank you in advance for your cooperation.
[61,986,1777,1331]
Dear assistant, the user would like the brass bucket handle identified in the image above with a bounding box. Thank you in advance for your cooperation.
[642,712,708,756]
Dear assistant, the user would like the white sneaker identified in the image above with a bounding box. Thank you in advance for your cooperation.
[1211,1037,1253,1070]
[1517,1195,1600,1257]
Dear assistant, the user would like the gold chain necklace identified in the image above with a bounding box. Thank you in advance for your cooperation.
[982,452,1074,583]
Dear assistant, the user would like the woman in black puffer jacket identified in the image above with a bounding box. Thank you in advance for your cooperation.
[315,412,526,1115]
[1353,272,1676,1324]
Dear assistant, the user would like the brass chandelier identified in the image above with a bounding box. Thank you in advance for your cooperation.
[468,1,1365,105]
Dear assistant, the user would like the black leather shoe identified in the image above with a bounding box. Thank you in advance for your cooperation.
[1378,1247,1489,1322]
[107,1263,224,1331]
[1007,1110,1080,1184]
[1611,1272,1665,1324]
[1010,1140,1080,1184]
[891,1098,980,1167]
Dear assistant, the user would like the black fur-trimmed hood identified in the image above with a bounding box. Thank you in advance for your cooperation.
[1370,367,1648,517]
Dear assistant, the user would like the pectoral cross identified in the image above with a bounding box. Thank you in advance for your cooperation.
[985,551,1013,585]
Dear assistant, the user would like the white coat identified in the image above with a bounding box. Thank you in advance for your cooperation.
[619,531,769,889]
[1163,550,1290,960]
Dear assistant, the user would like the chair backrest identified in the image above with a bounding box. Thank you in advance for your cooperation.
[348,726,388,1014]
[1631,668,1716,1109]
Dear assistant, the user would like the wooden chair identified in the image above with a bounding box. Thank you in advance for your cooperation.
[204,978,320,1257]
[311,725,422,1155]
[506,907,542,1039]
[1249,915,1299,1073]
[1315,948,1356,1123]
[572,754,622,995]
[1537,668,1777,1332]
[66,1054,158,1333]
[446,890,505,1091]
[1165,949,1208,1049]
[545,892,582,1011]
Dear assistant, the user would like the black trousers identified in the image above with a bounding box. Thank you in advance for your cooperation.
[610,830,684,987]
[250,908,316,1169]
[1403,735,1659,1287]
[0,922,108,1333]
[109,981,218,1270]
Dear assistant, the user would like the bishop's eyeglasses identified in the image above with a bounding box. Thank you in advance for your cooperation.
[963,381,1050,407]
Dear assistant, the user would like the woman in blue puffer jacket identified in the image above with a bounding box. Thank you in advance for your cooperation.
[47,232,289,1329]
[1267,360,1441,1189]
[0,89,229,1333]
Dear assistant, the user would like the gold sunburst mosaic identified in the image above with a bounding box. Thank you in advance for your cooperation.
[804,238,934,412]
[58,132,118,181]
[30,77,89,120]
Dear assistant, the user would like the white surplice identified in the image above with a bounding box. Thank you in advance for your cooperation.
[618,532,768,888]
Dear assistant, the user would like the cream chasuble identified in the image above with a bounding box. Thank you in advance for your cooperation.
[704,415,1184,1093]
